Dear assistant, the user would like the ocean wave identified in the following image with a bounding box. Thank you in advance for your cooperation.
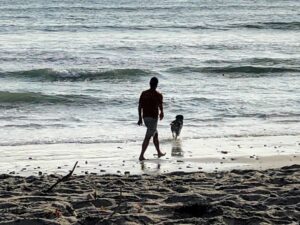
[0,91,76,104]
[2,20,299,32]
[3,123,43,128]
[205,57,300,66]
[4,21,299,32]
[2,123,68,128]
[167,65,300,75]
[12,24,211,32]
[0,91,105,105]
[101,24,210,30]
[0,138,130,147]
[0,91,135,105]
[1,68,153,82]
[231,21,300,30]
[0,5,202,12]
[185,132,300,140]
[216,112,300,120]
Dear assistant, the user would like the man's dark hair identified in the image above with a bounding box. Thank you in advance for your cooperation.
[150,77,158,89]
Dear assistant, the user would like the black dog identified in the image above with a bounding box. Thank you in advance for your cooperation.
[170,115,184,140]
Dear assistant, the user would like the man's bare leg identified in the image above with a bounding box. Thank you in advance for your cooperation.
[139,135,151,161]
[153,132,166,158]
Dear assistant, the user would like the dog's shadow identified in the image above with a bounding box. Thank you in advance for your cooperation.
[171,139,184,157]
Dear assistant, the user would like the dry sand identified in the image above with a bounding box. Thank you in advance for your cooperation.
[0,164,299,225]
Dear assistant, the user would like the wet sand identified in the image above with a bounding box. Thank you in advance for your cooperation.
[0,164,299,225]
[1,135,299,176]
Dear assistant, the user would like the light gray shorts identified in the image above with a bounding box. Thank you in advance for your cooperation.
[143,117,158,138]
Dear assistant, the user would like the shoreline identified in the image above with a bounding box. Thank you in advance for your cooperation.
[1,134,299,176]
[2,151,300,177]
[0,164,299,224]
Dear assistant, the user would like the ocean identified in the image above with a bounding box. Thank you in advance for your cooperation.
[0,0,299,175]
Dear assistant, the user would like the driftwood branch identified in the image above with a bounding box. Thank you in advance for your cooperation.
[44,161,78,193]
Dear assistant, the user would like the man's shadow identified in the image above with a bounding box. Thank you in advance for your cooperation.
[171,139,184,157]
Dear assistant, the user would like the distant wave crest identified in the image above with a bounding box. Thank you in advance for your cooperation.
[205,57,300,65]
[1,68,154,82]
[231,21,300,30]
[167,65,300,75]
[105,21,300,31]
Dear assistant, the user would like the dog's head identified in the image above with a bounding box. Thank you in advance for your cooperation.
[175,115,184,121]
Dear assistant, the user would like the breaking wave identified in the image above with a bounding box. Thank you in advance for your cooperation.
[1,68,154,82]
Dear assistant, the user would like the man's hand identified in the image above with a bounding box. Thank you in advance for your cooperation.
[159,112,164,120]
[137,118,143,126]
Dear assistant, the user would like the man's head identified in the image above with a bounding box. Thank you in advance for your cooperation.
[150,77,158,89]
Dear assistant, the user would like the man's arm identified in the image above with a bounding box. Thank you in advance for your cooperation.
[159,94,164,120]
[138,93,143,125]
[138,103,143,125]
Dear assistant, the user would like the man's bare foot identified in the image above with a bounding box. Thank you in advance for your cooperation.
[139,156,146,161]
[158,152,166,158]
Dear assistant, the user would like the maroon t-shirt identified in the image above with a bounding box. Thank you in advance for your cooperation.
[139,89,163,118]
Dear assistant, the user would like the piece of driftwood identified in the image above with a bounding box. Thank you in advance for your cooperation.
[44,161,78,193]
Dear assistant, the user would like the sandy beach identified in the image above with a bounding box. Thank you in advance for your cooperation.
[0,162,299,225]
[1,134,299,225]
[1,135,299,224]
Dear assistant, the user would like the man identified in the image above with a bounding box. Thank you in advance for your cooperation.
[138,77,166,161]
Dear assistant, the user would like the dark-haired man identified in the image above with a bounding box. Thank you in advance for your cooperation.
[138,77,166,161]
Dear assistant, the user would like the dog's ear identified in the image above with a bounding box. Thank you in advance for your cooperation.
[176,115,184,120]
